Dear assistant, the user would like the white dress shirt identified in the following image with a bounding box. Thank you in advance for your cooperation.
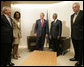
[54,19,58,23]
[73,11,80,23]
[4,14,12,26]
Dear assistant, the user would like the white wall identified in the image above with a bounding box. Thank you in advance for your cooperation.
[11,1,83,48]
[49,1,83,37]
[48,1,83,51]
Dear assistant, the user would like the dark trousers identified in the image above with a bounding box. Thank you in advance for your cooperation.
[72,39,83,65]
[51,38,60,53]
[1,43,12,65]
[36,35,45,50]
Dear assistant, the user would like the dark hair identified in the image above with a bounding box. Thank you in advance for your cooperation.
[14,11,21,19]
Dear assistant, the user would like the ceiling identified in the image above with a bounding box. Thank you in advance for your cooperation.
[11,1,63,4]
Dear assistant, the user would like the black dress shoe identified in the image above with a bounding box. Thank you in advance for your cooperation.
[57,53,61,56]
[1,64,7,66]
[75,62,81,66]
[1,65,5,66]
[57,54,60,56]
[7,62,15,66]
[69,58,78,61]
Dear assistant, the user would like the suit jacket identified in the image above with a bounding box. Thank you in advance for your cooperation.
[12,18,22,38]
[71,10,83,40]
[50,19,62,39]
[1,15,13,44]
[34,19,49,37]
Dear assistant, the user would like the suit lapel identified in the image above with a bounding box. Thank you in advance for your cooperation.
[55,19,58,25]
[73,11,81,23]
[39,19,41,28]
[72,14,74,22]
[10,18,13,27]
[40,19,45,27]
[43,19,45,26]
[3,15,13,28]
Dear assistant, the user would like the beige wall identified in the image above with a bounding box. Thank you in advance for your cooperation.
[49,1,83,37]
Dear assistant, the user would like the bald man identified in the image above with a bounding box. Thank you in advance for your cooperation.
[70,3,83,66]
[50,13,62,56]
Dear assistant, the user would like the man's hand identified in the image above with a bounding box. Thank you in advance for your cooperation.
[34,33,37,37]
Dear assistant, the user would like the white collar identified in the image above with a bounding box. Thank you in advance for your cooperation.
[4,14,9,19]
[41,19,44,22]
[54,19,58,22]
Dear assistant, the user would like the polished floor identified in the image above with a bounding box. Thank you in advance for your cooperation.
[12,47,77,66]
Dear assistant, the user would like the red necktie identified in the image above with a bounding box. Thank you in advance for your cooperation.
[41,20,43,27]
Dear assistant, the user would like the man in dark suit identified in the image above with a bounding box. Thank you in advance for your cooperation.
[50,13,62,56]
[34,13,49,50]
[70,3,83,66]
[1,7,14,66]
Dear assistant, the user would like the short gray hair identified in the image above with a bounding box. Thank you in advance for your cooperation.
[2,6,10,13]
[73,2,80,7]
